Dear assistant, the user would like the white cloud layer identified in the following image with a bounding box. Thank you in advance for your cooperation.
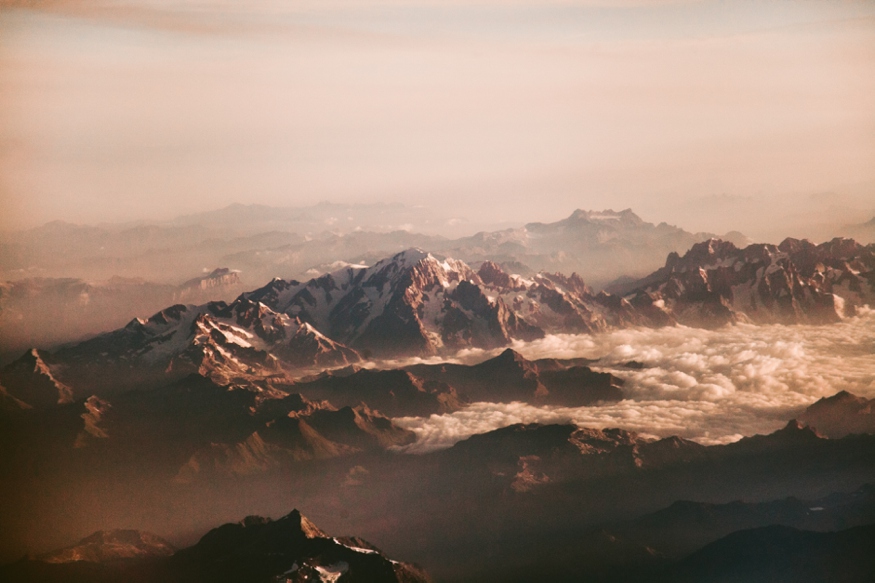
[394,308,875,452]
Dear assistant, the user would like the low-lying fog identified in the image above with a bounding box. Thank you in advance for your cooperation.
[391,308,875,451]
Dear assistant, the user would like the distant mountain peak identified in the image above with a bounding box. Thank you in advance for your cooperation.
[774,419,823,440]
[799,390,875,438]
[177,507,429,582]
[38,529,176,563]
[567,208,641,223]
[490,347,530,366]
[281,509,327,539]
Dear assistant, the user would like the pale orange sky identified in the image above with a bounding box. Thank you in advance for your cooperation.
[1,0,874,239]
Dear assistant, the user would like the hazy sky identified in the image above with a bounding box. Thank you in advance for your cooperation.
[1,0,874,237]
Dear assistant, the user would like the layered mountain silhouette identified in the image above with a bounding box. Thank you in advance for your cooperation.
[798,390,875,438]
[293,349,623,417]
[0,374,416,485]
[654,523,875,583]
[0,510,429,583]
[437,208,749,286]
[2,391,875,580]
[404,348,623,406]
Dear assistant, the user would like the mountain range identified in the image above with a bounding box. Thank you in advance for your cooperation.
[2,209,874,581]
[618,236,875,327]
[0,206,744,287]
[0,510,430,583]
[1,206,747,360]
[3,236,872,402]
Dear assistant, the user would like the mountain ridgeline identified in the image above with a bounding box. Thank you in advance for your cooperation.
[2,230,875,581]
[0,510,430,583]
[2,400,875,581]
[0,207,746,360]
[2,236,873,406]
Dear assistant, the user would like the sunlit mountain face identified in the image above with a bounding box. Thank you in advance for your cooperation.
[2,1,875,582]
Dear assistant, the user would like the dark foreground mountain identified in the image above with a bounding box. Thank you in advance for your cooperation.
[605,483,875,560]
[2,393,875,580]
[506,491,875,583]
[461,484,875,583]
[654,523,875,583]
[0,510,430,583]
[0,374,415,486]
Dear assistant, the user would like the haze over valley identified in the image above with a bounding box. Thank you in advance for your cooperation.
[1,1,875,581]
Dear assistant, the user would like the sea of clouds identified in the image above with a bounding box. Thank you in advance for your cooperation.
[392,308,875,452]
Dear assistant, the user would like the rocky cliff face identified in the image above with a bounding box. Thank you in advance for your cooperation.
[6,239,872,402]
[621,237,875,327]
[244,249,666,358]
[1,298,360,399]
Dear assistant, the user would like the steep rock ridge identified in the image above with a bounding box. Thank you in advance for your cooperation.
[292,349,622,413]
[476,263,652,334]
[422,412,875,504]
[74,395,113,448]
[243,249,661,358]
[434,415,870,499]
[245,249,500,357]
[301,404,419,449]
[404,348,624,406]
[10,238,872,396]
[0,349,73,408]
[438,423,707,493]
[174,268,243,303]
[168,510,431,583]
[0,510,430,583]
[294,368,465,418]
[10,298,360,400]
[622,237,875,327]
